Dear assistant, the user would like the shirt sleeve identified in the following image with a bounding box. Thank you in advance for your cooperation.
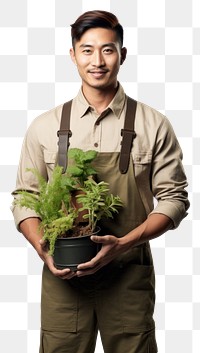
[11,120,48,230]
[149,117,190,228]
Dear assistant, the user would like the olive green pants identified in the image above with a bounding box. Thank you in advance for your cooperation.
[40,330,157,353]
[39,245,157,353]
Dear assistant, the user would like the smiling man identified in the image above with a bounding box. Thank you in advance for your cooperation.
[12,10,189,353]
[70,26,127,96]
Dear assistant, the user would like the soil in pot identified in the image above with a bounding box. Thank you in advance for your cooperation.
[53,227,101,271]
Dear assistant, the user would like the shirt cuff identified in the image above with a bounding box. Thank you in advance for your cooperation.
[11,205,41,232]
[149,200,188,229]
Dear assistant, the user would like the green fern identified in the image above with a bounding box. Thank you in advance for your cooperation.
[16,166,71,223]
[42,211,76,255]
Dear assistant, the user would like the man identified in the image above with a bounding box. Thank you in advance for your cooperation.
[12,10,189,353]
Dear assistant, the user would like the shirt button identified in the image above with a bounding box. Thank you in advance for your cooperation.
[94,143,98,147]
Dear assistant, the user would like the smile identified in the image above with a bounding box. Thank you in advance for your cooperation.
[89,71,108,78]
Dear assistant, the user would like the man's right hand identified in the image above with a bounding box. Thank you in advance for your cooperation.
[38,239,76,280]
[19,218,76,280]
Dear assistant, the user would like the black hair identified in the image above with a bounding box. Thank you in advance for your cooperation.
[71,10,124,48]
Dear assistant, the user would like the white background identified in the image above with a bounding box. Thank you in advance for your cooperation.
[0,0,199,352]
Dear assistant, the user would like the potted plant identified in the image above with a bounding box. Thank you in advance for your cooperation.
[15,148,123,270]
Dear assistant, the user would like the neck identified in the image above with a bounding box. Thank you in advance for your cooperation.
[82,84,118,114]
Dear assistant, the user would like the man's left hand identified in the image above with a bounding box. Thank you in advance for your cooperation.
[76,235,125,276]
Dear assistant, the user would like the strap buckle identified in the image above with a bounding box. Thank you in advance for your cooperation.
[57,129,72,137]
[121,129,136,138]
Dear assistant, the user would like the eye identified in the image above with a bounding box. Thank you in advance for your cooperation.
[103,48,113,54]
[82,48,92,54]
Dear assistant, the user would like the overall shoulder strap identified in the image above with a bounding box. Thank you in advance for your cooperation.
[57,96,137,174]
[57,100,73,173]
[119,96,137,174]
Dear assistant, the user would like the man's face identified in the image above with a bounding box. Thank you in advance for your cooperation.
[70,27,127,92]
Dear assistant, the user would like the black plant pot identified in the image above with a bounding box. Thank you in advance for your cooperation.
[53,228,101,271]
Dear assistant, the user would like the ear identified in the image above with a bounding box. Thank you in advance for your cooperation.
[120,47,127,65]
[70,48,77,65]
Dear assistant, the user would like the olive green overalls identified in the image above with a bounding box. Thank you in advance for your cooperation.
[39,99,158,353]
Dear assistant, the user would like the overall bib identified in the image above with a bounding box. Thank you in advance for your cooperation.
[39,150,157,353]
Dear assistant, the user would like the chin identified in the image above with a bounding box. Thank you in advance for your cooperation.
[89,82,108,89]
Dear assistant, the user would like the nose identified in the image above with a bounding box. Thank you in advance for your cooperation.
[92,50,105,67]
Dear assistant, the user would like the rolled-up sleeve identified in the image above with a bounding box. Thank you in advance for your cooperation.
[150,118,189,228]
[11,121,48,230]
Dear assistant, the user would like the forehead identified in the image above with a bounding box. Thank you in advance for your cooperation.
[76,27,119,47]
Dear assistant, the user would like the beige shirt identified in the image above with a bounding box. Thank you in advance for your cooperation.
[12,84,189,229]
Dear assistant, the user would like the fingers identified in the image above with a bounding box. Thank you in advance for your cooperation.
[76,252,105,276]
[41,248,76,280]
[37,240,76,280]
[90,235,116,244]
[49,263,76,280]
[77,258,99,271]
[76,235,121,276]
[76,267,100,277]
[58,270,76,280]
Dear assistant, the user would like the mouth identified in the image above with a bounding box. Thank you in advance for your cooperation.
[88,70,108,78]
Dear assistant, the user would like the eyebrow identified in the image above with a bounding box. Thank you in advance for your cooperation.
[79,42,117,49]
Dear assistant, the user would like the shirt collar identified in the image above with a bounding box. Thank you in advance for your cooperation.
[73,83,126,119]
